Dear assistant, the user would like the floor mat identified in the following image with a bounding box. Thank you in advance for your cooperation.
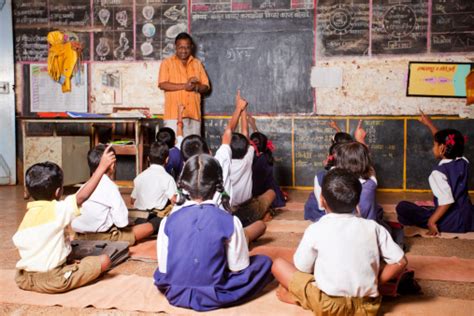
[129,239,157,262]
[266,220,311,233]
[406,255,474,283]
[0,269,309,315]
[404,226,474,240]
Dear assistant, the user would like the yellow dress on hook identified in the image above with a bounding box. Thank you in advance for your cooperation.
[47,31,78,93]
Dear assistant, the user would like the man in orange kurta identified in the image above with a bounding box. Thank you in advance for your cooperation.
[158,32,210,137]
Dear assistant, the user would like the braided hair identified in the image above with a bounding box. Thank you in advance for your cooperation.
[176,154,231,212]
[434,129,465,159]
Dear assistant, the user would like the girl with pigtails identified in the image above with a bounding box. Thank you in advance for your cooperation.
[396,112,474,235]
[154,154,273,311]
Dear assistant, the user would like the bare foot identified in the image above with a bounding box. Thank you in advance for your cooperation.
[262,212,273,222]
[276,285,297,305]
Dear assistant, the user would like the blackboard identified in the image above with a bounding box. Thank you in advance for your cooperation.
[49,0,91,27]
[406,119,474,190]
[203,117,292,186]
[316,0,370,56]
[293,118,346,187]
[431,0,474,53]
[192,10,313,114]
[13,0,48,25]
[136,0,187,60]
[349,119,404,189]
[371,0,428,55]
[14,28,49,62]
[93,1,134,61]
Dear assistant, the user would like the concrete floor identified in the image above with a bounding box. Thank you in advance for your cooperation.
[1,186,473,315]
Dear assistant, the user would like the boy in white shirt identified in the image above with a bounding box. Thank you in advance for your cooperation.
[72,144,160,245]
[230,106,275,227]
[13,147,115,293]
[131,141,177,218]
[271,168,407,315]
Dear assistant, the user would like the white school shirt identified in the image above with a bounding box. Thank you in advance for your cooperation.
[131,164,177,210]
[230,146,254,206]
[13,195,80,272]
[72,174,129,233]
[428,157,469,206]
[157,200,249,273]
[294,213,404,297]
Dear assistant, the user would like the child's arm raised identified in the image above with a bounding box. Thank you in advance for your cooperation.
[222,90,248,145]
[248,114,258,133]
[419,111,438,136]
[76,145,116,206]
[177,104,185,138]
[354,119,367,145]
[379,256,408,284]
[328,120,341,133]
[241,107,249,139]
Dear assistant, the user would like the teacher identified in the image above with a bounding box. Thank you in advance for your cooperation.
[158,32,210,137]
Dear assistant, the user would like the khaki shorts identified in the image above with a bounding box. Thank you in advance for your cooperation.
[15,256,102,294]
[233,194,273,227]
[74,226,136,246]
[288,271,381,316]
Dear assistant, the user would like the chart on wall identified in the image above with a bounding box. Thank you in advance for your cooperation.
[29,64,88,112]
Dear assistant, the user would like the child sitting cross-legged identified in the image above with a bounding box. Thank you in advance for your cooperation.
[72,144,161,246]
[154,154,273,311]
[13,146,115,293]
[272,168,407,315]
[131,141,177,219]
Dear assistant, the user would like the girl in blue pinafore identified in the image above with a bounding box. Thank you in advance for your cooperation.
[396,117,473,235]
[154,154,273,311]
[250,132,286,208]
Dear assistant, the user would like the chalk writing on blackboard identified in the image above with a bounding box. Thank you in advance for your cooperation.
[93,1,134,61]
[136,0,187,61]
[372,0,428,55]
[49,0,91,26]
[14,29,49,62]
[13,0,48,25]
[431,0,474,53]
[316,0,370,56]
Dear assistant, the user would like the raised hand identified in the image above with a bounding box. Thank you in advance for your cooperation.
[354,119,367,144]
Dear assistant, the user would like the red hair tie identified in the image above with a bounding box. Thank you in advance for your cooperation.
[266,140,275,152]
[464,135,468,143]
[446,134,455,146]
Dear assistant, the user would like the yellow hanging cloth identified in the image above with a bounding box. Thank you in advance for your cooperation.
[466,69,474,105]
[47,31,78,93]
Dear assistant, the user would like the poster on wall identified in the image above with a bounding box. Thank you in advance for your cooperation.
[30,64,88,112]
[406,62,473,98]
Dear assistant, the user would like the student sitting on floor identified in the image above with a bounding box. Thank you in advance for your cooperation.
[397,112,474,235]
[154,154,273,311]
[230,108,276,226]
[248,114,286,208]
[72,144,161,246]
[272,168,407,315]
[131,141,177,218]
[156,127,183,180]
[12,147,115,293]
[180,92,267,241]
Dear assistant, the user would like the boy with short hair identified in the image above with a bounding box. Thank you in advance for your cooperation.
[156,127,183,180]
[131,141,177,218]
[13,146,115,293]
[272,168,407,315]
[72,144,160,245]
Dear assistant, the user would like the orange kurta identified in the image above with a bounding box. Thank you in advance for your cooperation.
[158,55,210,120]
